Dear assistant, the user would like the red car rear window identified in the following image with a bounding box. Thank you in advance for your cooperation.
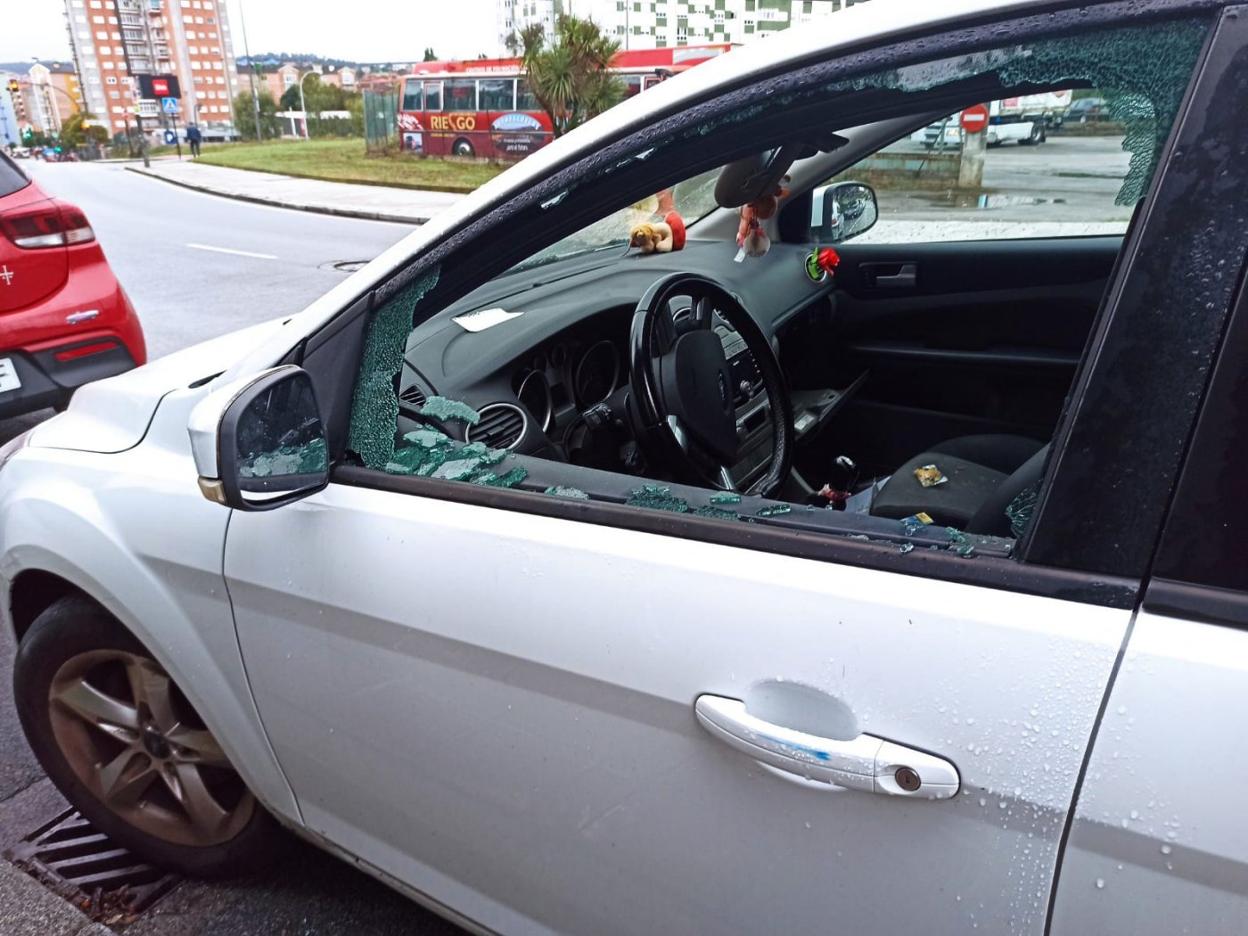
[0,154,30,199]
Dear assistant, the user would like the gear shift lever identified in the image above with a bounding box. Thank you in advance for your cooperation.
[830,455,858,492]
[812,455,859,510]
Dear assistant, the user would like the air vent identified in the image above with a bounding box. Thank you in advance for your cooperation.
[467,403,526,450]
[399,383,428,411]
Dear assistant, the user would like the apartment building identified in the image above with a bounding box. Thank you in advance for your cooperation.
[497,0,563,52]
[26,63,83,134]
[63,0,241,139]
[498,0,870,51]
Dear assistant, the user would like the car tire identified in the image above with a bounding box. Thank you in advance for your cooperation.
[13,596,284,877]
[452,138,475,157]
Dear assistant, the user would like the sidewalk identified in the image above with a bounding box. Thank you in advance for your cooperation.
[125,159,462,224]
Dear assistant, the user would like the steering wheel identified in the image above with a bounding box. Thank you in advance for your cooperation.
[628,273,793,497]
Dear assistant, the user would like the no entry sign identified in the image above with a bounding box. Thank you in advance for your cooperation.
[960,104,990,134]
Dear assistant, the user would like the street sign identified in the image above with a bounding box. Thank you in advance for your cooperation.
[161,97,180,115]
[960,104,990,134]
[164,129,177,144]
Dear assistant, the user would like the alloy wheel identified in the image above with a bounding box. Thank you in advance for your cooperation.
[47,649,254,848]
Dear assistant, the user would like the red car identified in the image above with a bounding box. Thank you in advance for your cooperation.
[0,152,145,418]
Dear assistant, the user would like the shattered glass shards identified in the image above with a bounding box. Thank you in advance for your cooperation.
[694,505,740,521]
[995,20,1208,205]
[238,437,328,478]
[900,512,935,536]
[544,485,590,500]
[626,484,691,513]
[899,542,915,555]
[403,427,451,448]
[822,19,1207,206]
[432,457,483,481]
[756,503,793,518]
[419,395,481,426]
[709,491,742,505]
[347,269,440,469]
[383,429,518,487]
[945,526,975,558]
[473,466,529,488]
[1005,482,1041,539]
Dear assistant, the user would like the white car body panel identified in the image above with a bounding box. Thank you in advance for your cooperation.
[225,482,1129,935]
[31,317,292,454]
[1051,610,1248,935]
[0,384,300,820]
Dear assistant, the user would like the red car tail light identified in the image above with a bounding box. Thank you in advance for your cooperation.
[0,203,95,249]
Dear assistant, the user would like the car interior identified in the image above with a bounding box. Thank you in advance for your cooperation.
[353,67,1153,556]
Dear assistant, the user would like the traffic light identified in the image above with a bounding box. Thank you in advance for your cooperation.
[6,79,18,94]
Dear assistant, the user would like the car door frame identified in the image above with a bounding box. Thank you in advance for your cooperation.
[279,0,1238,613]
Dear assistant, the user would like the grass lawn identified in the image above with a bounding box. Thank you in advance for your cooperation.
[195,139,505,193]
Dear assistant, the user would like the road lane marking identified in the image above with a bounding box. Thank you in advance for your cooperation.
[186,242,278,260]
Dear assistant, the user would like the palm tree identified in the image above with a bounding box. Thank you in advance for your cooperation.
[517,15,624,137]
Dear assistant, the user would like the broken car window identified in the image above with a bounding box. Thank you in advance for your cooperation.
[344,16,1209,561]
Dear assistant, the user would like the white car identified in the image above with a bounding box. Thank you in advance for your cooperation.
[3,2,1247,934]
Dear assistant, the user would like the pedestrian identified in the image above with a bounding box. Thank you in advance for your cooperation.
[187,123,202,158]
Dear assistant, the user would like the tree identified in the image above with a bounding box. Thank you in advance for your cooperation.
[422,47,438,62]
[516,15,623,137]
[59,112,108,149]
[231,89,281,140]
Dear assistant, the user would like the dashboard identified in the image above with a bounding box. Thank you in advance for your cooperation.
[396,239,836,473]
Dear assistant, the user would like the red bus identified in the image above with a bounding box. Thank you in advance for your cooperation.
[397,44,732,160]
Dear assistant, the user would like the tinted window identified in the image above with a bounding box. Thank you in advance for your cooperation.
[480,78,514,111]
[0,154,29,198]
[445,79,477,112]
[423,81,443,111]
[401,78,422,112]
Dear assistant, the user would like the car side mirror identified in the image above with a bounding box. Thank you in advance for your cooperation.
[188,366,329,511]
[811,181,878,243]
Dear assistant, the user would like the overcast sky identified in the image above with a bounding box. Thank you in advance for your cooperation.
[4,1,501,65]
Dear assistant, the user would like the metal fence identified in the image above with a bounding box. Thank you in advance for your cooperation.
[364,90,398,154]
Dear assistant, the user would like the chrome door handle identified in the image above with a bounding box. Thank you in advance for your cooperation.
[695,694,960,799]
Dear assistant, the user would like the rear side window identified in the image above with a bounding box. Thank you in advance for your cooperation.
[0,155,29,198]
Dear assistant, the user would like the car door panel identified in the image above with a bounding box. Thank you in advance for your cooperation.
[813,237,1120,472]
[1050,610,1248,935]
[226,482,1130,935]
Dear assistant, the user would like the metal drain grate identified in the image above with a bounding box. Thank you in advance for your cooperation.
[5,808,180,926]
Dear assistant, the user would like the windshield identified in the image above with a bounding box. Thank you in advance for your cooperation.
[508,165,723,273]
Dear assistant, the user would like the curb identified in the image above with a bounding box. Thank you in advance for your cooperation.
[123,166,428,225]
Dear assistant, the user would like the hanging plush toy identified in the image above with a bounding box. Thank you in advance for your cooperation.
[736,176,790,260]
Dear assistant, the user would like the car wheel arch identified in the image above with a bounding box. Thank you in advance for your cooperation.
[8,568,93,643]
[2,532,303,825]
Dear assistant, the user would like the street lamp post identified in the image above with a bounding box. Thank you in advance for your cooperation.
[298,71,315,141]
[238,0,264,142]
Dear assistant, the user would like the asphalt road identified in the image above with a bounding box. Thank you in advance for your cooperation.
[0,163,461,934]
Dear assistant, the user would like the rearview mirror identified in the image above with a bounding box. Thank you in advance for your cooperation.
[811,181,878,243]
[190,366,329,511]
